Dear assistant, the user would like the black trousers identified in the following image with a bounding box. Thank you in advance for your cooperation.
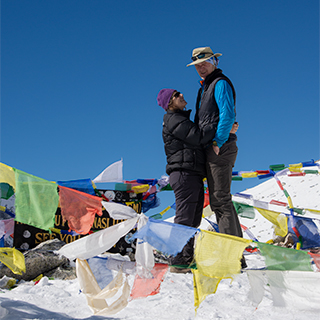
[169,170,204,265]
[205,141,243,237]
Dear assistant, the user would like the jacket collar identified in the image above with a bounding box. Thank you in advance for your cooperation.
[200,68,223,88]
[167,109,191,117]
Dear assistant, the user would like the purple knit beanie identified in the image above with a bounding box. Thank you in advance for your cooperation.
[157,89,175,111]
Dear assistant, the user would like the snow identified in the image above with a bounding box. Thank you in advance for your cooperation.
[0,165,319,320]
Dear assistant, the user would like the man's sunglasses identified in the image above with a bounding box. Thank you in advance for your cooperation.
[191,53,212,61]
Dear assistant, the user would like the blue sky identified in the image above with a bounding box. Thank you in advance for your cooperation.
[1,1,319,217]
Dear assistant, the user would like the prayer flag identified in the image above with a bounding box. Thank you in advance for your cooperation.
[130,263,168,300]
[93,159,123,183]
[101,201,137,220]
[0,163,15,190]
[57,178,95,195]
[256,208,288,237]
[256,242,312,271]
[135,214,155,278]
[241,172,258,178]
[76,259,130,316]
[309,252,320,271]
[194,230,251,279]
[288,215,320,249]
[59,186,103,235]
[192,269,222,314]
[14,169,59,231]
[131,218,198,256]
[247,270,320,311]
[58,217,138,260]
[233,201,255,219]
[0,218,14,239]
[0,183,14,200]
[0,247,26,275]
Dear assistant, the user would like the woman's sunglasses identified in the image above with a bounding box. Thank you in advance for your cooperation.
[173,91,181,98]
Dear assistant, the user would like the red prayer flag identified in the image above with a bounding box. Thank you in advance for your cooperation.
[59,186,102,235]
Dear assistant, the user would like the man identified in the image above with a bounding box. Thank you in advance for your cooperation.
[187,46,244,242]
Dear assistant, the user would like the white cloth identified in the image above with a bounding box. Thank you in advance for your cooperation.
[76,259,130,316]
[93,159,123,183]
[101,201,137,220]
[247,270,320,311]
[135,214,154,278]
[58,217,138,260]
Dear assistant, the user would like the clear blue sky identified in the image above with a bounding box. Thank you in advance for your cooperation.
[1,1,319,217]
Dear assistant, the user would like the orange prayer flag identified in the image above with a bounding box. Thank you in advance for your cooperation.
[59,186,102,235]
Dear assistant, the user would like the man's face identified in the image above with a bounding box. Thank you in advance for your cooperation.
[195,61,215,79]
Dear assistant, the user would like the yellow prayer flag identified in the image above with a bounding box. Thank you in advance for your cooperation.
[132,184,149,194]
[202,205,214,218]
[159,206,171,216]
[306,208,320,214]
[195,230,251,279]
[0,247,26,275]
[255,208,288,237]
[289,163,302,170]
[289,167,302,173]
[241,172,258,178]
[0,163,16,190]
[192,269,222,314]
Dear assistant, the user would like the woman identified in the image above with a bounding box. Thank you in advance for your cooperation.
[157,88,206,273]
[157,89,239,273]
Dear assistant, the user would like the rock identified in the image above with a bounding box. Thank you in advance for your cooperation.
[0,239,76,281]
[44,263,76,280]
[273,233,295,248]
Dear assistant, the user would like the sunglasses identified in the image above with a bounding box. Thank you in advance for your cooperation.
[191,52,212,61]
[173,91,181,98]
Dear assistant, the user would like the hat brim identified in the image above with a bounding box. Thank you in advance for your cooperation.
[186,53,222,67]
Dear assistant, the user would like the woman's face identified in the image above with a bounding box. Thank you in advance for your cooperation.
[171,91,187,110]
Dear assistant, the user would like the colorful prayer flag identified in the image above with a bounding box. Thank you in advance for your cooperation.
[192,269,222,314]
[0,163,15,190]
[256,208,288,237]
[0,247,26,275]
[93,159,123,183]
[194,230,251,279]
[131,218,198,256]
[256,242,312,271]
[14,169,59,231]
[130,263,168,300]
[59,186,103,235]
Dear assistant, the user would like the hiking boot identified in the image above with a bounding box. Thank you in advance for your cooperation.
[170,266,191,274]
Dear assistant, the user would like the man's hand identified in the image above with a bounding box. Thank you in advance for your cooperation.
[213,145,220,155]
[230,122,239,134]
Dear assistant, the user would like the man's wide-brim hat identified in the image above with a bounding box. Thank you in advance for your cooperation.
[187,46,222,67]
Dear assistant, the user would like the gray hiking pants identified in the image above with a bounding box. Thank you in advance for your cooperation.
[205,140,243,237]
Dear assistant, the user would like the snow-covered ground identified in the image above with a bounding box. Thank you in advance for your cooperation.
[0,164,319,320]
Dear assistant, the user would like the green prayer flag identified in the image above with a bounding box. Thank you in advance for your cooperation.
[14,169,59,231]
[292,207,305,215]
[233,201,255,219]
[304,170,319,175]
[160,184,173,191]
[257,242,312,271]
[269,164,286,171]
[0,183,14,200]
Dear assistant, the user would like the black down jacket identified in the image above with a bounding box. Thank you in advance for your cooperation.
[162,109,206,177]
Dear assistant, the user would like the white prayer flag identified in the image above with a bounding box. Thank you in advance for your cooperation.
[102,201,137,220]
[93,159,123,183]
[58,217,138,260]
